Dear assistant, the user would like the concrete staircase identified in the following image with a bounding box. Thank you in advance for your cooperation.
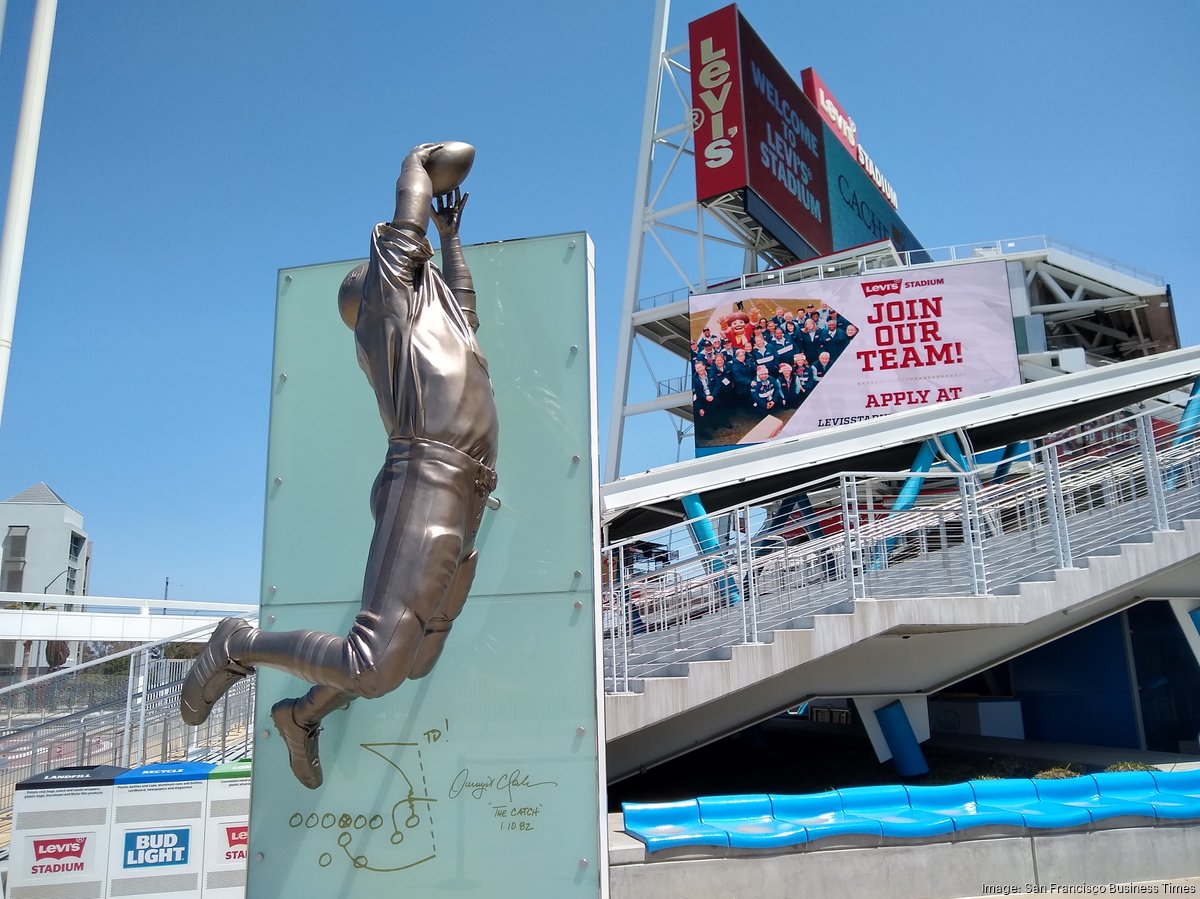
[606,519,1200,780]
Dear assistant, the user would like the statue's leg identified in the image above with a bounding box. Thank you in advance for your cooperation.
[270,685,351,789]
[239,440,488,696]
[408,547,478,679]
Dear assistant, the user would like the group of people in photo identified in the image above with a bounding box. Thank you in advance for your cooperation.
[690,299,859,440]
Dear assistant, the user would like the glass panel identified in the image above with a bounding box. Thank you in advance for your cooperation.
[2,560,24,592]
[6,525,29,559]
[249,233,601,898]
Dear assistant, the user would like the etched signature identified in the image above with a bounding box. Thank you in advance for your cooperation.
[448,768,559,802]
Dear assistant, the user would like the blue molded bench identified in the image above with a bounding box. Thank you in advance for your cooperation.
[1033,775,1158,823]
[1093,771,1200,820]
[621,799,730,852]
[836,784,954,839]
[969,779,1093,829]
[770,790,883,843]
[696,794,808,849]
[1153,769,1200,797]
[905,782,1027,833]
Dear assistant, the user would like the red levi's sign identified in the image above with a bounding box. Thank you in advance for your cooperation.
[33,836,87,862]
[861,278,903,298]
[689,4,833,258]
[689,4,747,202]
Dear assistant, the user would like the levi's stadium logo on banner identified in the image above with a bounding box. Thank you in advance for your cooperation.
[225,825,249,860]
[861,278,902,298]
[30,836,88,874]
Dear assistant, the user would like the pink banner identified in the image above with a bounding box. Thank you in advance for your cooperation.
[688,260,1020,450]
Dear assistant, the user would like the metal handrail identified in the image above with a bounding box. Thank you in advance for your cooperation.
[602,399,1199,692]
[0,614,258,695]
[636,234,1164,309]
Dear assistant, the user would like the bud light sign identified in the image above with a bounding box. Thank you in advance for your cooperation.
[123,828,190,868]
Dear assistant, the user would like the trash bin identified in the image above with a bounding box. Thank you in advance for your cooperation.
[108,761,214,898]
[8,764,128,898]
[201,758,252,898]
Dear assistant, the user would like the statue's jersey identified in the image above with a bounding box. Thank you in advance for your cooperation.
[354,223,499,466]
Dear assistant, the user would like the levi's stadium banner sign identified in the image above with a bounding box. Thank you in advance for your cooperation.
[689,4,833,259]
[687,259,1020,453]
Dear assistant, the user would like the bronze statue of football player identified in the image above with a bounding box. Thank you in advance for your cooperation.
[181,142,499,789]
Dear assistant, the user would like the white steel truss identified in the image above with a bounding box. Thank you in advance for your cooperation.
[605,0,800,483]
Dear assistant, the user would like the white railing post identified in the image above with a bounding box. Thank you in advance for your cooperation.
[746,504,760,643]
[958,474,989,595]
[120,651,137,766]
[1137,411,1170,531]
[840,475,864,600]
[735,505,751,644]
[617,543,629,692]
[1040,441,1074,569]
[134,647,149,766]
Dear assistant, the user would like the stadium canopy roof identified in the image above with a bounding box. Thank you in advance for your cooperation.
[602,345,1200,540]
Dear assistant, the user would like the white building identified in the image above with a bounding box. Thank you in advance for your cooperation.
[0,482,90,675]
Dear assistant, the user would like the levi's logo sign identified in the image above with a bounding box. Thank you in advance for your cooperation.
[861,278,902,297]
[33,837,86,861]
[29,836,89,875]
[224,825,249,861]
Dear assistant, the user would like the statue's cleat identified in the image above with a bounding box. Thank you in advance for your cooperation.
[180,618,255,726]
[271,698,324,790]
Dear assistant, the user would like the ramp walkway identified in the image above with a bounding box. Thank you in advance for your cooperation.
[0,619,256,856]
[601,348,1200,781]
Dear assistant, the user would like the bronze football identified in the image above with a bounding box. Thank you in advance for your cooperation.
[426,141,475,194]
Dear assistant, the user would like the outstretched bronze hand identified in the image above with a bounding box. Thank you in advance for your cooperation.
[432,188,469,242]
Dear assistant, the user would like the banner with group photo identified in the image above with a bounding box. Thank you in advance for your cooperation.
[687,259,1020,453]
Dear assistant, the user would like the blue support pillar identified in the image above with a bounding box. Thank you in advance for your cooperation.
[892,439,938,513]
[1166,378,1200,490]
[874,700,929,777]
[682,493,741,605]
[988,442,1025,486]
[933,432,972,474]
[872,440,937,570]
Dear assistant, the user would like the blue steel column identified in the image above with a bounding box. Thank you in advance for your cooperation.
[681,493,742,606]
[1165,378,1200,491]
[874,700,929,776]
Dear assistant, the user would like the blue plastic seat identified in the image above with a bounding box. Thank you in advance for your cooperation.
[969,779,1092,829]
[1033,775,1158,823]
[696,794,808,849]
[1153,769,1200,798]
[1095,771,1200,820]
[770,791,883,842]
[621,799,730,852]
[836,784,955,839]
[905,782,1027,833]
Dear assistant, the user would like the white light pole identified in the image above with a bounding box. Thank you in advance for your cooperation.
[0,0,59,431]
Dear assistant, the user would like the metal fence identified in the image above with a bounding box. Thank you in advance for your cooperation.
[0,619,257,836]
[634,234,1165,311]
[602,402,1200,693]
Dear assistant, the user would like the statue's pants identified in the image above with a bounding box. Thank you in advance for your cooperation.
[240,437,496,723]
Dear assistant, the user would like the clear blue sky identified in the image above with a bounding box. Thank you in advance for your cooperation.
[0,0,1194,603]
